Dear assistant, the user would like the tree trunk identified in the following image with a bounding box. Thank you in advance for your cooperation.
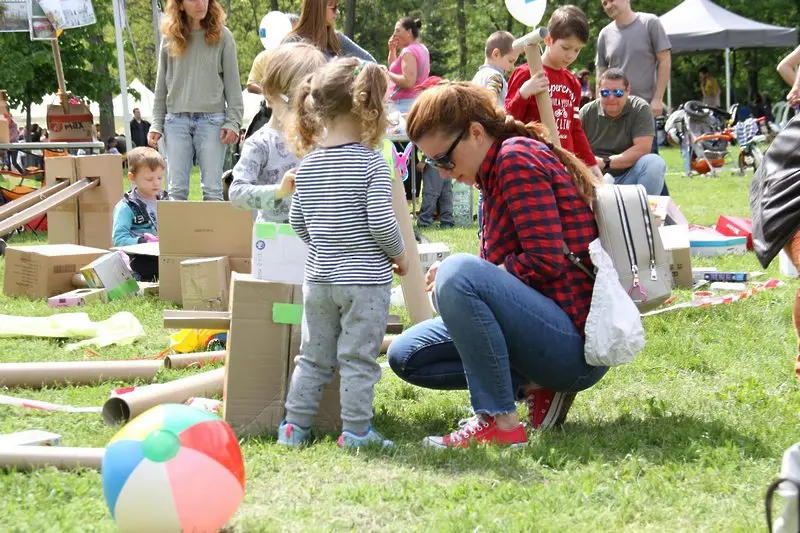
[456,0,467,78]
[270,0,279,11]
[748,50,759,103]
[345,0,356,39]
[505,12,514,33]
[25,103,31,142]
[93,61,116,142]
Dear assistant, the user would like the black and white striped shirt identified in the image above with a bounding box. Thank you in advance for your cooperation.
[289,143,405,285]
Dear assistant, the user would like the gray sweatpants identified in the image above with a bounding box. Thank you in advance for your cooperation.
[284,282,391,434]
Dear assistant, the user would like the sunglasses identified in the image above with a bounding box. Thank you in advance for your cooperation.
[328,3,340,12]
[600,88,626,98]
[424,127,469,170]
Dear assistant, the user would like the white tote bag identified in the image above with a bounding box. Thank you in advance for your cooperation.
[584,238,646,366]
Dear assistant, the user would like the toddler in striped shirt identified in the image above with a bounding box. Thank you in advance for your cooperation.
[278,58,409,449]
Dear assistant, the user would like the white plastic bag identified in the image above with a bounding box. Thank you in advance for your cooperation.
[584,238,646,366]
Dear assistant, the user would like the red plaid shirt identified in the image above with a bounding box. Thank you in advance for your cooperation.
[478,138,598,333]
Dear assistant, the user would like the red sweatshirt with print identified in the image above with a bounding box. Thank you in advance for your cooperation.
[505,64,595,168]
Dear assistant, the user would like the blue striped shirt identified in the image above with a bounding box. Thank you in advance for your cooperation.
[289,143,405,284]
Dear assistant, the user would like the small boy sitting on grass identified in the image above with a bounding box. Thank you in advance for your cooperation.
[112,146,168,281]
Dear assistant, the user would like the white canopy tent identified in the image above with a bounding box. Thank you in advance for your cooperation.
[660,0,797,109]
[113,78,156,120]
[11,93,101,121]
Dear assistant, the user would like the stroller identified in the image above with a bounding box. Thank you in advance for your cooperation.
[665,100,733,176]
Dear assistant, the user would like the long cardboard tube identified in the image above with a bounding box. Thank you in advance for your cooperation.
[164,351,226,370]
[0,360,162,389]
[102,367,225,426]
[163,311,404,334]
[0,181,68,222]
[514,28,561,149]
[0,447,104,471]
[391,172,433,324]
[0,177,98,237]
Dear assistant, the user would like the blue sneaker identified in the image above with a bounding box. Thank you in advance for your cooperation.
[276,420,310,447]
[337,426,394,448]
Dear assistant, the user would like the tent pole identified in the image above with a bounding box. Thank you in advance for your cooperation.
[725,48,731,111]
[113,0,132,145]
[667,78,672,112]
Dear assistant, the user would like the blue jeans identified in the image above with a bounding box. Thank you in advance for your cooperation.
[387,254,608,415]
[613,154,666,196]
[163,112,227,201]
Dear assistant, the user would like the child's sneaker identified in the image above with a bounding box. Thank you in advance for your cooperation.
[337,426,394,448]
[524,388,576,429]
[276,420,310,447]
[422,415,528,449]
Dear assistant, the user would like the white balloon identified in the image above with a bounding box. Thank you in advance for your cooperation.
[259,11,293,51]
[505,0,547,27]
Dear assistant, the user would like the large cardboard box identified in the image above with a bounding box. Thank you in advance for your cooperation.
[223,273,340,437]
[181,256,231,311]
[0,117,8,144]
[44,154,124,249]
[157,201,254,303]
[658,225,693,288]
[46,100,94,142]
[3,244,108,299]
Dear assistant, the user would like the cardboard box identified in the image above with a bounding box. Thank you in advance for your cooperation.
[688,226,748,257]
[47,288,108,308]
[0,117,8,144]
[45,155,124,249]
[181,256,231,311]
[46,100,94,142]
[658,225,693,288]
[252,222,307,285]
[223,273,340,437]
[3,244,108,299]
[0,90,9,117]
[715,215,753,250]
[648,196,689,226]
[0,430,62,447]
[80,251,139,300]
[157,201,254,303]
[418,242,451,273]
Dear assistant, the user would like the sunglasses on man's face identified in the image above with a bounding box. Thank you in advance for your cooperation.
[424,128,468,170]
[600,88,626,98]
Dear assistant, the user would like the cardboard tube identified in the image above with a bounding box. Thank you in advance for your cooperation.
[164,351,226,370]
[0,181,68,222]
[0,360,162,389]
[380,335,395,354]
[391,170,433,325]
[512,28,547,52]
[102,367,225,426]
[0,447,104,471]
[518,28,561,149]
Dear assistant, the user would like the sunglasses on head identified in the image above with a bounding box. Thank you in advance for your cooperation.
[600,88,625,98]
[424,127,469,170]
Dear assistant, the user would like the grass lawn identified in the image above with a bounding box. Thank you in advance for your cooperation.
[1,147,798,532]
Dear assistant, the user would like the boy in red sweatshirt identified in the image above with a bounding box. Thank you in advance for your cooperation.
[505,5,602,178]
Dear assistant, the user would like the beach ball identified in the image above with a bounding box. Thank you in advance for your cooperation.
[505,0,547,27]
[102,404,245,533]
[259,11,292,51]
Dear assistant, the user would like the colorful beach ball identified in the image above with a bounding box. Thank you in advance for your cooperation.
[102,404,245,533]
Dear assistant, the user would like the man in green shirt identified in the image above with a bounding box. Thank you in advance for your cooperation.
[579,68,666,195]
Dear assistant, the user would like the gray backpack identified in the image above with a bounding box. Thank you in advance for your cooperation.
[566,184,672,313]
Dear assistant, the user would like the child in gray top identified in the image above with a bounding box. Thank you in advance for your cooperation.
[229,43,327,222]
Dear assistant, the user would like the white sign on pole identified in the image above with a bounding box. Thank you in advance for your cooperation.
[38,0,96,31]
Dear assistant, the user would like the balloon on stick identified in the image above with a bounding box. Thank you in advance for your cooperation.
[259,11,292,51]
[505,0,561,148]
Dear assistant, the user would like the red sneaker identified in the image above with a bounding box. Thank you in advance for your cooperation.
[422,415,528,449]
[524,388,576,429]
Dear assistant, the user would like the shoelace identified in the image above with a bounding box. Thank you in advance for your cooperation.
[449,416,491,442]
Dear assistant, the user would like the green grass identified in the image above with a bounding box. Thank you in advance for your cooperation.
[1,148,799,532]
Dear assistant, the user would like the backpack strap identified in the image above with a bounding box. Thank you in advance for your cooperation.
[563,242,596,281]
[765,477,800,533]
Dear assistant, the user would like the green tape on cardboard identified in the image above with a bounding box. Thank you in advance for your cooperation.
[278,224,296,237]
[106,279,140,301]
[272,303,303,325]
[255,223,277,239]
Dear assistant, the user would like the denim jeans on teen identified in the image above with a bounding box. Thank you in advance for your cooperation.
[387,254,608,415]
[163,112,227,201]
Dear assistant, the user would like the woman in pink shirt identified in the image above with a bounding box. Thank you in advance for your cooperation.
[387,17,430,114]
